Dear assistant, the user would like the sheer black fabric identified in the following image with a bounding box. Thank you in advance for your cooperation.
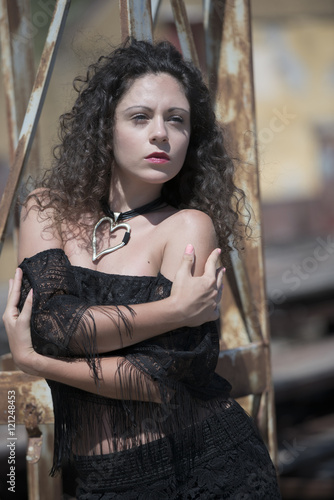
[74,402,280,499]
[19,249,281,498]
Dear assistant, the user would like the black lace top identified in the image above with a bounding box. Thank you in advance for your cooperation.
[19,248,231,474]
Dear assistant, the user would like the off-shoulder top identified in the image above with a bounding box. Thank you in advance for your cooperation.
[19,248,231,474]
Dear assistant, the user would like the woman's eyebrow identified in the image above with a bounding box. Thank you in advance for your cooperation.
[124,105,189,114]
[168,107,190,114]
[124,105,152,112]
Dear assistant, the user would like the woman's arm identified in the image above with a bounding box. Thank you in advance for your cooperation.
[86,244,222,352]
[3,270,163,403]
[19,199,223,354]
[88,209,223,352]
[5,209,222,401]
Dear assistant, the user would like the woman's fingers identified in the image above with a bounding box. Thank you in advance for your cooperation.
[3,270,37,375]
[176,244,195,279]
[3,270,21,326]
[216,266,226,290]
[7,278,13,296]
[171,245,225,326]
[6,268,22,309]
[19,289,33,323]
[204,248,221,278]
[216,267,223,290]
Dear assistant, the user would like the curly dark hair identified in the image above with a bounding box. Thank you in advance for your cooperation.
[30,38,248,259]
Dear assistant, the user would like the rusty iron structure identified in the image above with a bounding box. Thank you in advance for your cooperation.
[0,1,277,497]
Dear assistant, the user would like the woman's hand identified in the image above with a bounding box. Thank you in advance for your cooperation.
[170,244,224,327]
[2,268,41,376]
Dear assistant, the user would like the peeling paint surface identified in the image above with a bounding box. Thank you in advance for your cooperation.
[0,0,70,251]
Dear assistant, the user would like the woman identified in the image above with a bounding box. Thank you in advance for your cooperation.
[4,39,281,498]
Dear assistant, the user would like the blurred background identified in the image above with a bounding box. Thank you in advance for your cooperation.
[0,1,334,498]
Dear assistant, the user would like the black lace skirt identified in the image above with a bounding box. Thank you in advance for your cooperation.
[73,400,281,499]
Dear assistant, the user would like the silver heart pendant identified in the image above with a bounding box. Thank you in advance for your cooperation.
[92,217,131,262]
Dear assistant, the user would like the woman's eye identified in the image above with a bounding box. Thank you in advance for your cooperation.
[132,114,148,122]
[169,115,183,123]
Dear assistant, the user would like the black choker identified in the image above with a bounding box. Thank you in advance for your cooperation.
[101,196,165,222]
[92,196,166,261]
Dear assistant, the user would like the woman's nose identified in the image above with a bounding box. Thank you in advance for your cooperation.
[149,117,169,143]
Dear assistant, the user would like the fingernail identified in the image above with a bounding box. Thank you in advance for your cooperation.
[185,244,193,254]
[222,267,226,273]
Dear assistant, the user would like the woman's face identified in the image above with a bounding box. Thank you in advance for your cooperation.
[112,73,191,188]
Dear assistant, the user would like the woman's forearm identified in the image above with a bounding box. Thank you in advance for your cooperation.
[86,296,183,353]
[76,248,222,354]
[30,352,163,403]
[4,274,163,403]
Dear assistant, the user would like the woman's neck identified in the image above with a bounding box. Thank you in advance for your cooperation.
[108,180,162,213]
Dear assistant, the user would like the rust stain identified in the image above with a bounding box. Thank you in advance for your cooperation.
[35,40,56,90]
[24,403,43,434]
[0,372,54,426]
[119,0,130,41]
[26,436,43,463]
[20,39,57,122]
[216,343,268,398]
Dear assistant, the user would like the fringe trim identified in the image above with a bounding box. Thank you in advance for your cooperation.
[48,359,231,477]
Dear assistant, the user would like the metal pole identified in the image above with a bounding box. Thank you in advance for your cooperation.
[0,0,71,254]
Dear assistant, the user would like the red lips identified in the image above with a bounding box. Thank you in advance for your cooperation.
[145,152,170,160]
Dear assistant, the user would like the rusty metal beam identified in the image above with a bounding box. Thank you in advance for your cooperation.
[1,0,39,257]
[0,352,15,371]
[120,0,153,41]
[0,0,19,163]
[216,342,268,397]
[210,0,277,461]
[151,0,162,25]
[170,0,199,66]
[209,0,266,346]
[26,424,62,499]
[7,0,36,143]
[0,0,71,255]
[204,0,223,93]
[229,248,264,343]
[205,0,265,346]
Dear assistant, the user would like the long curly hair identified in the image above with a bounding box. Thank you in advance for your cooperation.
[30,38,248,259]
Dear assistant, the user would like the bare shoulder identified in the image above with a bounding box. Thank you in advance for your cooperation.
[18,189,62,264]
[162,208,216,243]
[21,187,54,215]
[159,209,218,279]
